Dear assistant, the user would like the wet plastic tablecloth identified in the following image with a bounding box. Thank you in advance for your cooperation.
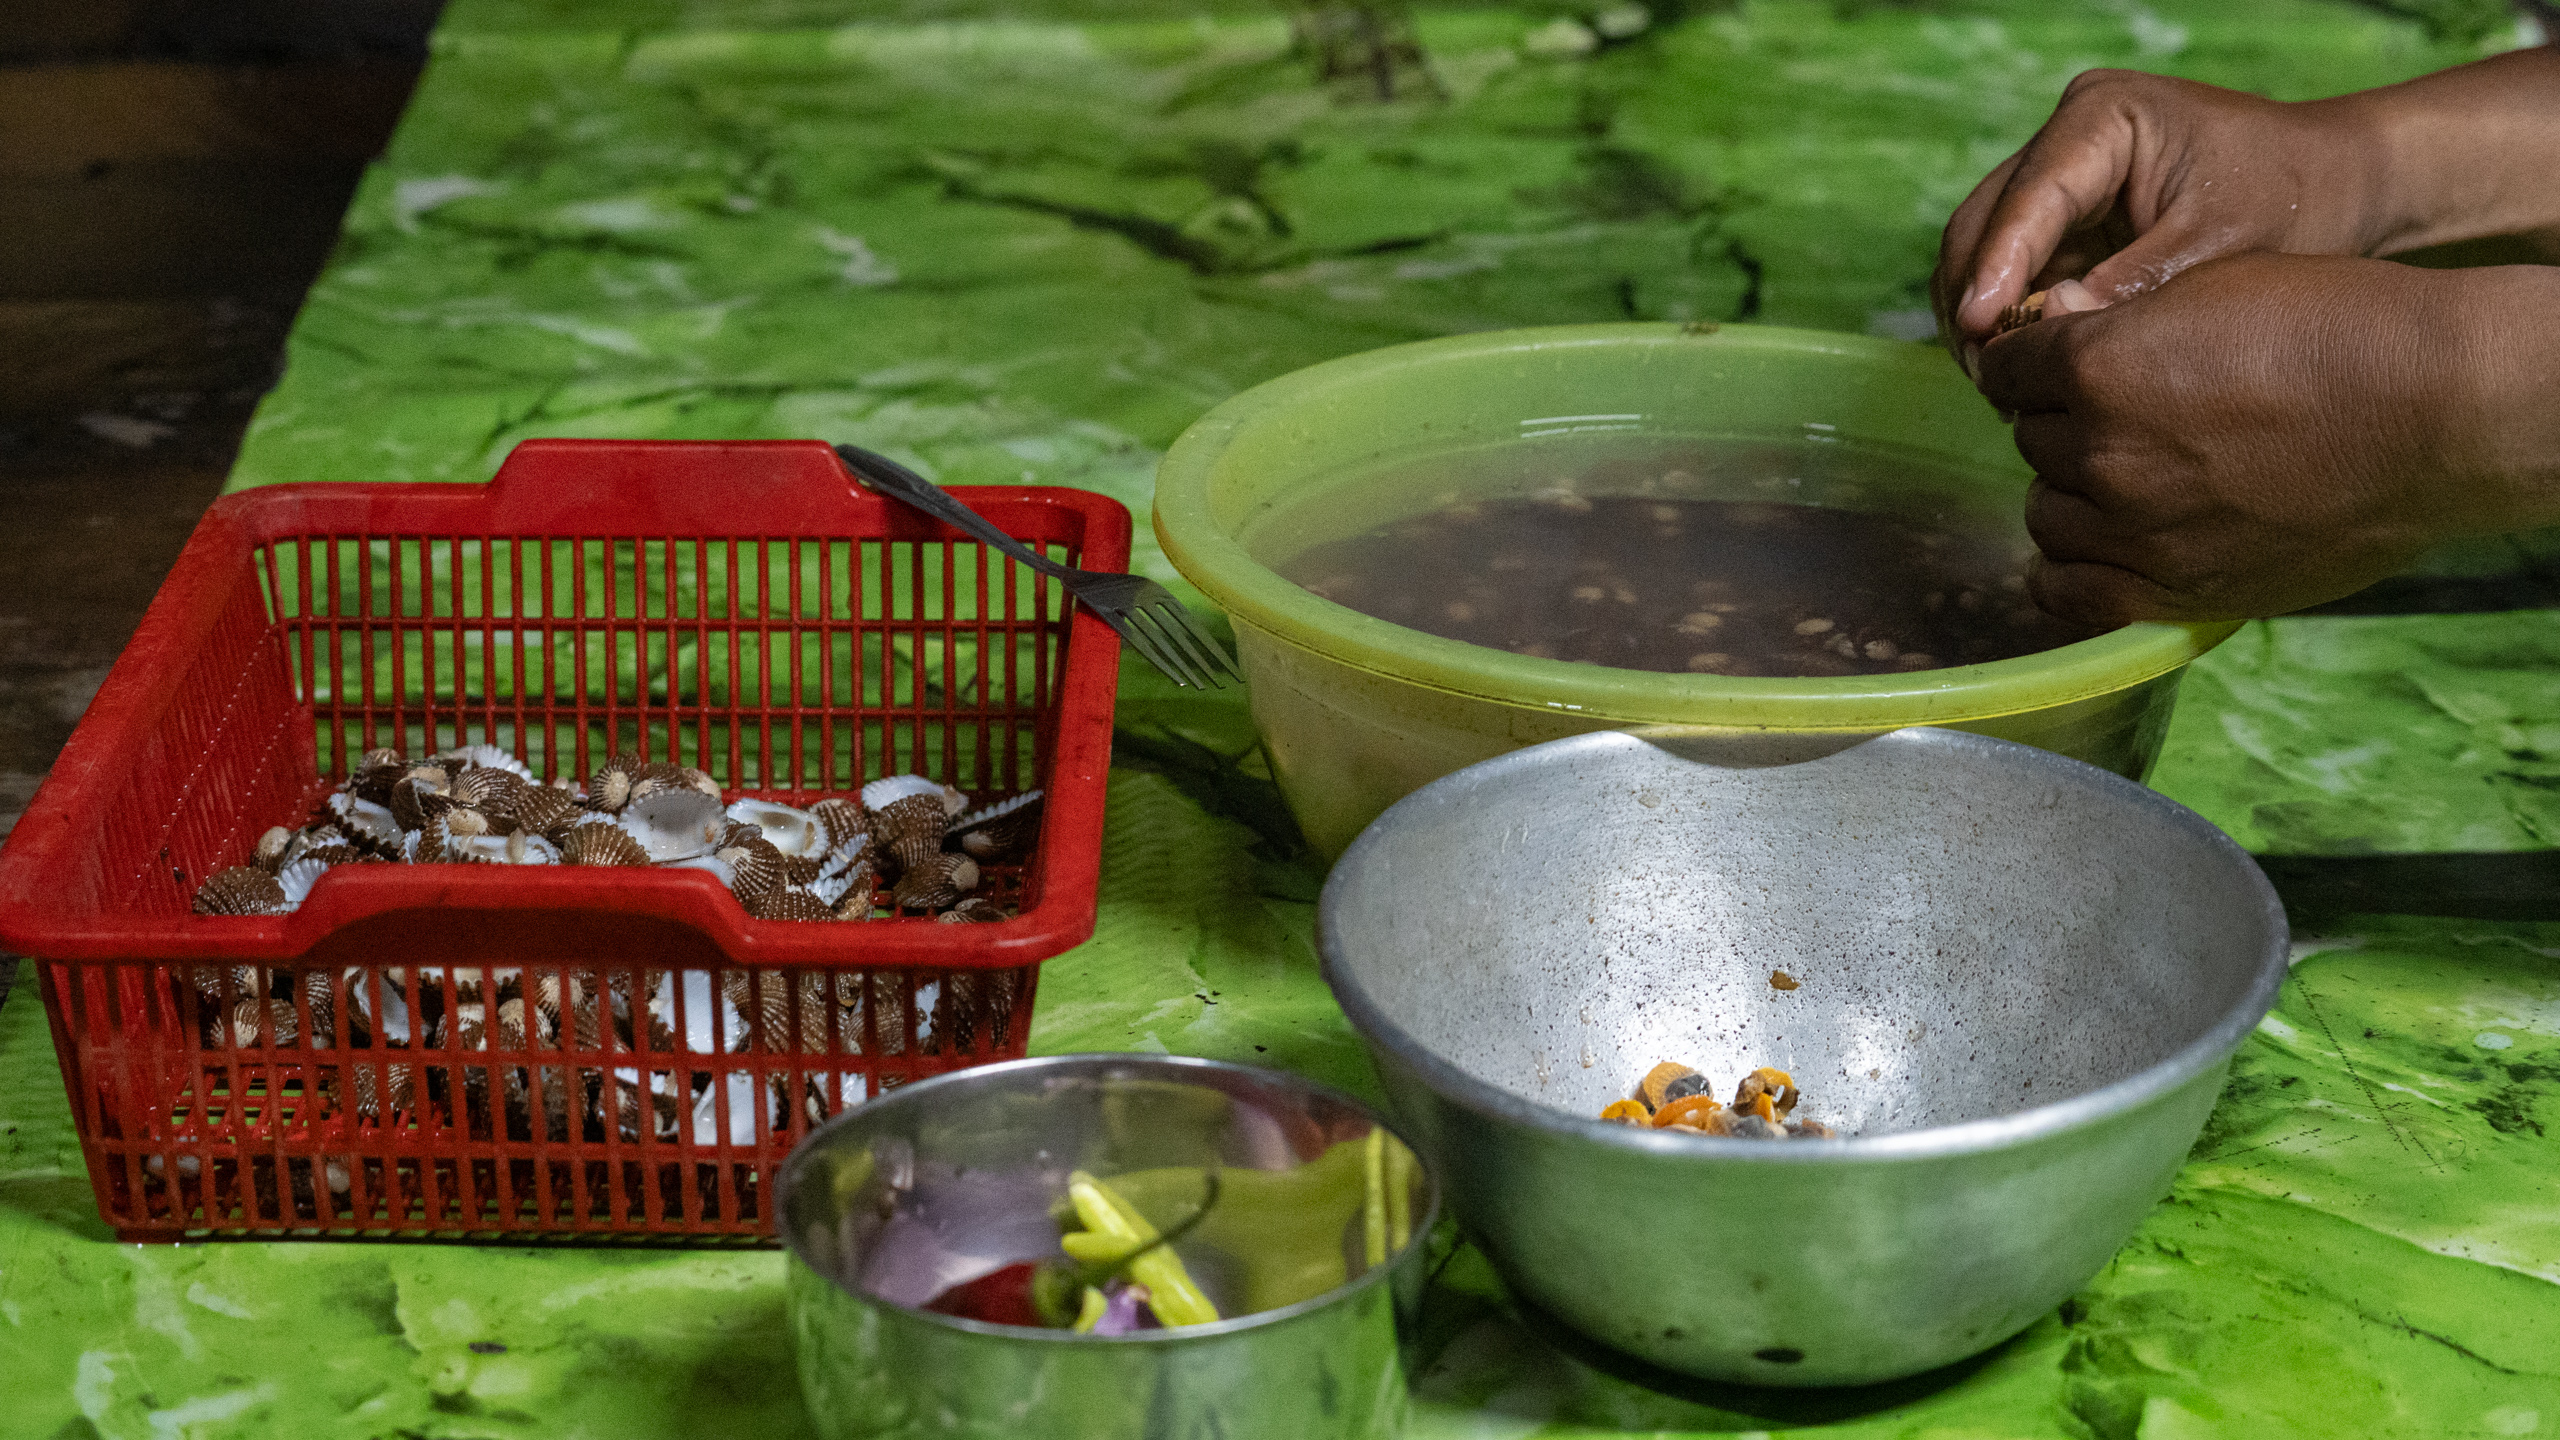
[4,1,2557,1435]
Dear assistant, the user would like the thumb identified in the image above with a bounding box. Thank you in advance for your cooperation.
[2075,212,2245,304]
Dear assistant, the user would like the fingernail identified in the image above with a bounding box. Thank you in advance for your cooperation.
[1961,342,1982,384]
[2049,278,2106,314]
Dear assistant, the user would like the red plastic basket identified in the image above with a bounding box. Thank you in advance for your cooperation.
[0,439,1125,1241]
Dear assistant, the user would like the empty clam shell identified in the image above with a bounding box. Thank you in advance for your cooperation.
[328,793,405,853]
[442,830,561,865]
[618,788,727,862]
[860,773,966,817]
[725,798,831,880]
[276,856,331,910]
[663,852,738,889]
[948,790,1043,863]
[298,836,361,868]
[440,743,533,780]
[194,865,287,916]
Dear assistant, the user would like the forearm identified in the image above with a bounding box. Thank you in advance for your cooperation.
[2333,46,2560,255]
[2448,261,2560,532]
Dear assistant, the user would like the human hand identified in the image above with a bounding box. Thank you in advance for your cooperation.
[1976,251,2560,625]
[1932,69,2383,367]
[1935,48,2560,372]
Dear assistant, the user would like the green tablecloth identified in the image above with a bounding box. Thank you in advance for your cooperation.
[5,1,2557,1434]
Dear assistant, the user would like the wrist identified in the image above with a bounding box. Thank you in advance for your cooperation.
[2313,84,2441,258]
[2340,47,2560,256]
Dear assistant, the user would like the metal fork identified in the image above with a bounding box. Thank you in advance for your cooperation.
[835,443,1240,690]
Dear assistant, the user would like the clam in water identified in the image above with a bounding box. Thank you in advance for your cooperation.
[1272,438,2097,677]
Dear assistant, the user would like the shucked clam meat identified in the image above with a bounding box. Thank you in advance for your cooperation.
[189,746,1041,924]
[1597,1061,1838,1140]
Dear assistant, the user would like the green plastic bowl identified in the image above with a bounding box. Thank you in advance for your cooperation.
[1153,323,2238,859]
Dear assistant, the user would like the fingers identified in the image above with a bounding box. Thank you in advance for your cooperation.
[2074,202,2236,304]
[2025,554,2186,627]
[1950,97,2143,336]
[2020,473,2143,559]
[1975,313,2088,415]
[1932,152,2025,349]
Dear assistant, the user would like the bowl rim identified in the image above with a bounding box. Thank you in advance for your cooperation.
[1152,321,2240,728]
[777,1052,1443,1342]
[1316,726,2292,1162]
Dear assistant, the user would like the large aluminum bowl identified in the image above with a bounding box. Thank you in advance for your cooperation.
[1317,727,2286,1387]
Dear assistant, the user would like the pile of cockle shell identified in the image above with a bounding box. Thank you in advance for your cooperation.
[190,743,1041,924]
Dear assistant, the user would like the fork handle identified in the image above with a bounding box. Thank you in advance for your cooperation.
[835,444,1081,583]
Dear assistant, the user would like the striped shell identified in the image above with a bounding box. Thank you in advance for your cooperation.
[388,773,451,832]
[937,897,1012,924]
[449,765,527,818]
[587,752,645,813]
[512,783,586,839]
[871,793,951,876]
[560,823,651,867]
[253,825,298,870]
[716,839,787,912]
[1995,289,2047,337]
[891,853,980,912]
[751,887,836,923]
[809,797,867,850]
[350,750,409,803]
[194,865,287,916]
[630,762,721,804]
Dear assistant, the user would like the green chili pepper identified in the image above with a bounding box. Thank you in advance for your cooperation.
[1070,1285,1109,1333]
[1362,1128,1388,1270]
[1062,1171,1221,1327]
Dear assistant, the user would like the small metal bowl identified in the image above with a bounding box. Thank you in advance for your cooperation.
[780,1054,1440,1440]
[1318,727,2286,1387]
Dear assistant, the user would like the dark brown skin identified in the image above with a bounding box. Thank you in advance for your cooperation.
[1931,49,2560,622]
